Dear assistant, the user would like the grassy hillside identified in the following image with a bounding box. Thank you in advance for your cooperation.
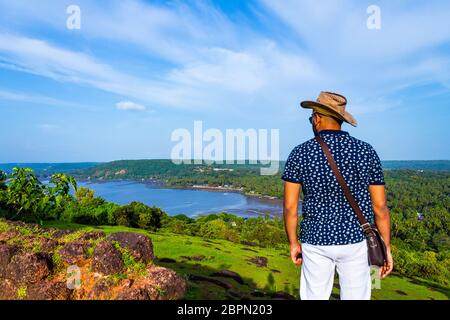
[42,221,449,300]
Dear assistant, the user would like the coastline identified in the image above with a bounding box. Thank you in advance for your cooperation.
[73,178,284,212]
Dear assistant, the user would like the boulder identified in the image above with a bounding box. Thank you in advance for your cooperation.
[0,278,18,299]
[210,270,244,285]
[78,231,105,241]
[27,281,73,300]
[106,232,154,263]
[114,267,187,300]
[51,229,75,239]
[116,288,149,300]
[5,252,53,284]
[88,278,112,299]
[40,238,59,252]
[144,266,187,300]
[247,256,268,268]
[271,291,296,300]
[0,243,19,277]
[91,241,123,275]
[0,229,20,242]
[59,241,90,265]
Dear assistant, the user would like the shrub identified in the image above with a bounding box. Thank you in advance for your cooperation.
[240,218,286,247]
[60,202,119,226]
[198,219,239,242]
[113,201,166,231]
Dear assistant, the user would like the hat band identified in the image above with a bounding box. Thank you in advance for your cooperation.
[312,107,343,119]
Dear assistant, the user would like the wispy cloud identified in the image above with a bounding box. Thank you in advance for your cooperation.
[0,0,448,117]
[0,89,82,108]
[116,101,146,112]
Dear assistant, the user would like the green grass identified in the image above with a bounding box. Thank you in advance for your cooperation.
[42,220,449,300]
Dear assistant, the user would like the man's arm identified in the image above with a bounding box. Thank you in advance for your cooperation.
[369,185,394,278]
[283,181,302,266]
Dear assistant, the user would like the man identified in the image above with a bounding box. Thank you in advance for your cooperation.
[282,91,393,300]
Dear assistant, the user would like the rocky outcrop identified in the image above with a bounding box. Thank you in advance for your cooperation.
[91,240,124,275]
[106,232,154,263]
[0,219,186,300]
[5,252,53,284]
[59,241,90,265]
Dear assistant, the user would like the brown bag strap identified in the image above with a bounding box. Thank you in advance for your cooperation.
[315,135,372,234]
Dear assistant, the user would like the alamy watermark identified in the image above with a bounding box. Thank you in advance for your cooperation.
[367,5,381,30]
[67,265,82,289]
[170,121,280,175]
[66,5,81,30]
[370,266,381,289]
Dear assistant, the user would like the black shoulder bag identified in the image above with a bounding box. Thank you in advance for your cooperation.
[315,135,387,267]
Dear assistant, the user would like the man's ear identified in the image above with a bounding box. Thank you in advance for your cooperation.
[314,114,321,127]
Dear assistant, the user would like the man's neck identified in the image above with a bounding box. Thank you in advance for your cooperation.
[319,126,341,131]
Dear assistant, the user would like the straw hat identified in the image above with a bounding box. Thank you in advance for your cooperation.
[300,91,357,127]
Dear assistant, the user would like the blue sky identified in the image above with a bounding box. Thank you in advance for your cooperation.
[0,0,449,162]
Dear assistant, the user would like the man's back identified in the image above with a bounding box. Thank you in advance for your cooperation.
[282,129,385,246]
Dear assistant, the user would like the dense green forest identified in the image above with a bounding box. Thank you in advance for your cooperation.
[0,166,449,288]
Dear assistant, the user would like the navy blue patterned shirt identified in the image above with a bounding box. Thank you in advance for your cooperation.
[282,130,385,246]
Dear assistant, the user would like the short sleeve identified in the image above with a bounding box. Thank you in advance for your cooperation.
[369,147,385,185]
[281,146,303,184]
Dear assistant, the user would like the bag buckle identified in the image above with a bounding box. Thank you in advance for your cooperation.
[361,223,372,234]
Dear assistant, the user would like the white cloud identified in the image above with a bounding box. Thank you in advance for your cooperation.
[116,101,146,111]
[0,0,448,118]
[0,89,83,109]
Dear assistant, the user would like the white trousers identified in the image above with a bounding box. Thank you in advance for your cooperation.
[300,240,371,300]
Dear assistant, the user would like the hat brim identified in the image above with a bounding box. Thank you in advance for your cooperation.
[300,101,358,127]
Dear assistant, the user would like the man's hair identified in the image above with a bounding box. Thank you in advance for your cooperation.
[319,113,343,126]
[331,116,344,126]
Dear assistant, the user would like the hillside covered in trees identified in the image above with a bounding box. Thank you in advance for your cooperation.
[0,166,449,295]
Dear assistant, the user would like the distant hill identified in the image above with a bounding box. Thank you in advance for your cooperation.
[0,162,101,175]
[1,160,448,178]
[382,160,450,171]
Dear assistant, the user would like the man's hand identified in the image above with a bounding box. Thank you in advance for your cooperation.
[290,242,302,266]
[380,246,393,279]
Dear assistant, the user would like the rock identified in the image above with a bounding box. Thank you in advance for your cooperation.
[91,241,123,275]
[0,278,18,299]
[115,267,186,300]
[226,290,242,299]
[116,288,149,300]
[59,241,90,265]
[247,256,268,268]
[106,232,154,263]
[188,274,232,290]
[88,278,112,299]
[250,290,266,297]
[180,255,206,261]
[78,231,105,241]
[0,243,19,277]
[158,257,177,263]
[240,241,257,247]
[271,291,296,300]
[210,270,244,285]
[0,229,20,242]
[52,229,76,239]
[27,281,72,300]
[5,252,53,284]
[40,239,59,252]
[145,266,187,300]
[5,220,27,228]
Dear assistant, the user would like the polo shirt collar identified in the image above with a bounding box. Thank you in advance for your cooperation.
[318,130,349,136]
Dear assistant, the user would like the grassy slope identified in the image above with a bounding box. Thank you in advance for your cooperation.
[42,221,449,300]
